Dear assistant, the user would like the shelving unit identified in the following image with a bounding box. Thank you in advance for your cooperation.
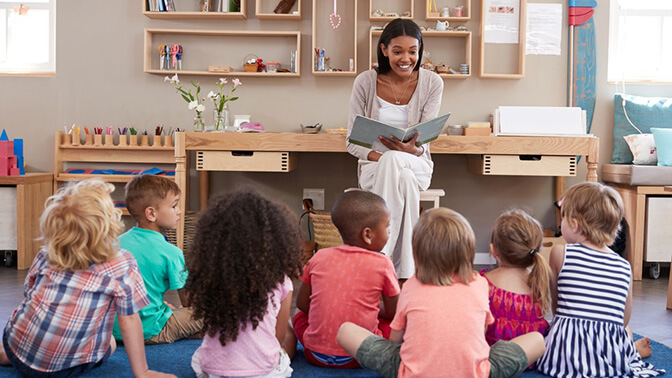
[312,0,357,76]
[369,29,471,79]
[256,0,301,19]
[54,132,176,216]
[425,0,470,22]
[369,0,413,21]
[479,0,526,79]
[144,29,301,77]
[143,0,247,19]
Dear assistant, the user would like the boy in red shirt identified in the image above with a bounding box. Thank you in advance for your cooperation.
[293,190,400,368]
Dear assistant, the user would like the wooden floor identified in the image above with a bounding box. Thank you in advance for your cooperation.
[0,266,670,347]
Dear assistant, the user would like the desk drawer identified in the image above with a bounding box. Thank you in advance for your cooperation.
[196,151,297,172]
[467,155,577,176]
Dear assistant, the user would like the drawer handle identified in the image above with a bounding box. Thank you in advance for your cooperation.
[518,155,542,161]
[231,151,254,157]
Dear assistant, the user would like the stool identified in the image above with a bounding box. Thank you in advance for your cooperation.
[345,188,445,209]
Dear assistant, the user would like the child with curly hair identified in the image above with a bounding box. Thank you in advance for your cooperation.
[0,179,173,377]
[537,182,664,377]
[293,190,400,369]
[337,208,545,378]
[482,210,551,370]
[188,189,303,378]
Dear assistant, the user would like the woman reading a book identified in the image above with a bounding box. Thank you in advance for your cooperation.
[346,18,443,281]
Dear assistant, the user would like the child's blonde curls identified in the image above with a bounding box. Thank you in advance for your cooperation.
[40,179,123,271]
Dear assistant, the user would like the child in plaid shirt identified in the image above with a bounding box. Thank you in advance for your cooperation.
[0,179,174,377]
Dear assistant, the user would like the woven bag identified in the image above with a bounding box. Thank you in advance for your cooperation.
[302,199,343,251]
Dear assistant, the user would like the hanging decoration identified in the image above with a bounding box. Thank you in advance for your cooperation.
[329,0,341,29]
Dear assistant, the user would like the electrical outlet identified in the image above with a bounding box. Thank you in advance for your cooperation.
[303,188,325,210]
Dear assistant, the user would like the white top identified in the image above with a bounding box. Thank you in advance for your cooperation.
[372,97,410,153]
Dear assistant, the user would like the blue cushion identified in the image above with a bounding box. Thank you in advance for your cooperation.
[612,94,672,164]
[652,128,672,166]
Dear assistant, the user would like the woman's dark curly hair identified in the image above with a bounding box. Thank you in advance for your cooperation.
[185,188,303,346]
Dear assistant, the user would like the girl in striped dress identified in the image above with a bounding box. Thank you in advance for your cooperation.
[537,182,664,377]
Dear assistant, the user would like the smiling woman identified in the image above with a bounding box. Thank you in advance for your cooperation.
[346,18,444,280]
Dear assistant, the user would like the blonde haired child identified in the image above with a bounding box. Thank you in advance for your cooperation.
[482,210,551,346]
[0,179,173,377]
[537,182,664,377]
[338,208,545,378]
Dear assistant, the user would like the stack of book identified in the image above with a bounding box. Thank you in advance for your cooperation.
[147,0,176,12]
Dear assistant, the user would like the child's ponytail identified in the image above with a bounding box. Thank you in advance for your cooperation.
[528,251,552,313]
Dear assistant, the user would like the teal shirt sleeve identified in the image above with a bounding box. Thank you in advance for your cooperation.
[166,246,187,290]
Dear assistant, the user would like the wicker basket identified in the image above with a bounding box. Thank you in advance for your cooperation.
[302,199,343,252]
[243,54,259,72]
[163,211,199,254]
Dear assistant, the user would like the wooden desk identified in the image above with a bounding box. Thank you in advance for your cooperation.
[174,132,599,249]
[0,173,53,269]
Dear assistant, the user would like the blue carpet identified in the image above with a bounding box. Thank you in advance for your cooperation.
[0,336,669,377]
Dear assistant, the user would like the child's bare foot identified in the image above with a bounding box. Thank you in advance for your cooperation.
[635,337,652,358]
[0,344,11,365]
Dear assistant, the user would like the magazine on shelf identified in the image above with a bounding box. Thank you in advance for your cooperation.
[348,113,451,152]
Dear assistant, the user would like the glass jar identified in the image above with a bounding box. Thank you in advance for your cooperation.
[193,112,205,131]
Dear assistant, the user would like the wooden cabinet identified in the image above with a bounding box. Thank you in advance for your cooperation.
[144,29,301,77]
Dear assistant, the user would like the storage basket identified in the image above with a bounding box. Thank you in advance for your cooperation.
[243,54,259,72]
[302,199,343,252]
[163,211,199,254]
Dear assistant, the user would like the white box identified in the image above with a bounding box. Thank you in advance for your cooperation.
[0,187,17,250]
[645,197,672,262]
[494,106,587,136]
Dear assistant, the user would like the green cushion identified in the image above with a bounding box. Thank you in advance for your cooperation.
[652,128,672,166]
[612,94,672,164]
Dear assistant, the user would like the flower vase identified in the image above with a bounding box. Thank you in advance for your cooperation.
[223,104,237,132]
[214,104,230,131]
[194,112,206,131]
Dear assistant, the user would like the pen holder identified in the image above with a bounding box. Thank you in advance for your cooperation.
[61,133,70,146]
[140,135,149,146]
[163,135,174,148]
[94,134,103,147]
[71,134,81,146]
[104,134,114,146]
[85,134,94,146]
[152,135,162,148]
[129,135,138,146]
[118,134,128,147]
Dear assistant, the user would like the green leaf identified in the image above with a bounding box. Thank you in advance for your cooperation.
[230,97,239,101]
[181,94,190,102]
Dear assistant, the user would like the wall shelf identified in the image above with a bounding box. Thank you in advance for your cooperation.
[369,0,414,21]
[479,0,526,79]
[144,29,301,77]
[425,0,471,22]
[143,0,247,19]
[312,0,357,76]
[255,0,301,19]
[369,29,471,79]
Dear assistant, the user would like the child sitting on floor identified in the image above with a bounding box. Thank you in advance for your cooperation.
[537,182,664,377]
[337,207,545,378]
[112,174,202,344]
[293,190,400,369]
[482,210,551,347]
[0,179,173,377]
[188,189,303,378]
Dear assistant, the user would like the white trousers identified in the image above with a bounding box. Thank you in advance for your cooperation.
[359,151,433,279]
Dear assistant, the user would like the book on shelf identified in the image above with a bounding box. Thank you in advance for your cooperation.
[348,113,451,152]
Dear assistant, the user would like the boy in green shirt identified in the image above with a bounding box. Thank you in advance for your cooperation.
[113,175,202,344]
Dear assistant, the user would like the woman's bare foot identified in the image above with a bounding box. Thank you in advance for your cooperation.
[635,337,652,358]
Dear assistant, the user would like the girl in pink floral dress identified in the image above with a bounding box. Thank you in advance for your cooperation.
[481,210,551,348]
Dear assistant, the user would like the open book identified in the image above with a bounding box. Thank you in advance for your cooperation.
[348,113,451,152]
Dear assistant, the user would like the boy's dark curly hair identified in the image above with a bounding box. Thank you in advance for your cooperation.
[185,188,303,347]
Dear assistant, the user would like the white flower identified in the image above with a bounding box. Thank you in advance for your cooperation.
[188,100,198,110]
[232,78,242,87]
[219,78,228,84]
[171,74,179,83]
[207,91,216,99]
[196,104,205,112]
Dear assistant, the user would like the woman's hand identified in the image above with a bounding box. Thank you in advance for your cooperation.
[378,133,422,156]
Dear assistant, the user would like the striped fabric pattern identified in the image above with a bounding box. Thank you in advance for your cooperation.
[537,244,665,377]
[3,249,149,373]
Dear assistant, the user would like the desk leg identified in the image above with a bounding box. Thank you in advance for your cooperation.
[199,171,209,210]
[632,193,646,281]
[16,181,52,270]
[586,139,599,182]
[554,176,565,232]
[175,133,187,251]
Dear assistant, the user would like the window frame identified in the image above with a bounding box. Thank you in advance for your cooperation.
[607,0,672,84]
[0,0,56,77]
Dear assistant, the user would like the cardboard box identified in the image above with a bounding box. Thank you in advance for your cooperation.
[208,65,233,73]
[463,127,491,136]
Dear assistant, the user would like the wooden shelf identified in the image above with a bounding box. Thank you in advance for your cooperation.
[369,0,414,21]
[425,0,471,21]
[312,0,357,76]
[144,29,301,77]
[255,0,301,19]
[143,0,247,19]
[479,0,526,79]
[370,30,471,79]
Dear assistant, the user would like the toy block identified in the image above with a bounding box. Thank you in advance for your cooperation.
[0,129,8,141]
[0,141,13,157]
[9,168,19,176]
[0,157,8,176]
[13,139,23,158]
[8,156,16,168]
[16,156,24,175]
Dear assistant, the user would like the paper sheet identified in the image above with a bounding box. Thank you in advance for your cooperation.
[483,0,520,44]
[526,3,562,55]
